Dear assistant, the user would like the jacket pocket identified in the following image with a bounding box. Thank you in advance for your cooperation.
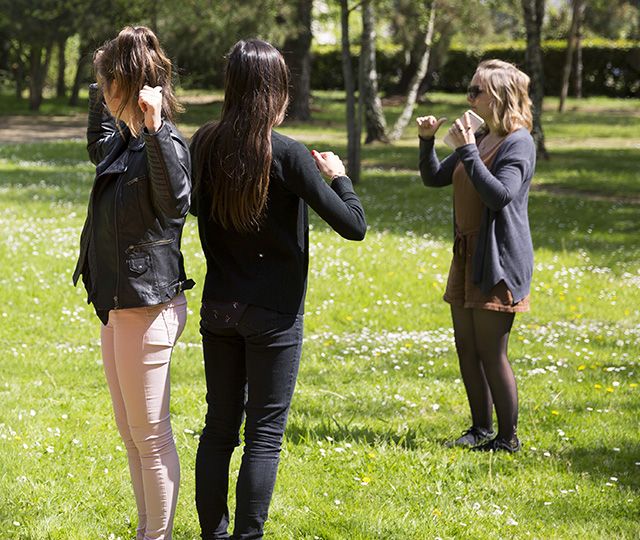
[127,253,150,274]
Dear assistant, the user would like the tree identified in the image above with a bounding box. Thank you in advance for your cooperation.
[282,0,314,121]
[361,0,388,143]
[521,0,548,159]
[558,0,584,112]
[56,37,67,98]
[339,0,362,183]
[387,1,436,142]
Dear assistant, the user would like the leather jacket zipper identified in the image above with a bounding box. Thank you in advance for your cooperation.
[113,174,125,309]
[126,238,173,253]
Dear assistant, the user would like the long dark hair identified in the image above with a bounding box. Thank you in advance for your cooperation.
[94,26,183,135]
[192,39,289,232]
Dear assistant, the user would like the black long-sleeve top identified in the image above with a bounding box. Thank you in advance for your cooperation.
[190,129,367,314]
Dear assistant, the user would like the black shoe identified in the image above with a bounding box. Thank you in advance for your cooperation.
[446,426,496,447]
[471,436,521,453]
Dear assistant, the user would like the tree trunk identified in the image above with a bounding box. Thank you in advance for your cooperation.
[340,0,361,183]
[361,0,388,143]
[388,2,436,142]
[521,0,548,159]
[69,39,91,106]
[558,0,583,112]
[13,42,25,100]
[0,34,9,72]
[56,36,67,99]
[572,10,583,98]
[28,44,50,111]
[283,0,313,121]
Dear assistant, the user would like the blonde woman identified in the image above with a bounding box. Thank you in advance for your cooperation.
[417,59,536,452]
[73,26,193,537]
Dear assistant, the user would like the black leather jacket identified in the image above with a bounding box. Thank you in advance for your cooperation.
[73,84,194,322]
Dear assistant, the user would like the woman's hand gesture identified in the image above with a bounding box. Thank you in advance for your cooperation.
[416,115,447,138]
[311,150,346,181]
[138,85,163,133]
[446,111,477,149]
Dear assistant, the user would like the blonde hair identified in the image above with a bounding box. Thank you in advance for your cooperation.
[94,26,183,136]
[475,59,532,135]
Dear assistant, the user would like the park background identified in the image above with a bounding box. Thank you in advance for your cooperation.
[0,1,639,538]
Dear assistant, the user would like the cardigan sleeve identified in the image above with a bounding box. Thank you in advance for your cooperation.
[418,136,458,188]
[282,140,367,241]
[455,136,535,211]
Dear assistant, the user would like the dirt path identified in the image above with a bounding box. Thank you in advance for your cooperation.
[0,114,86,143]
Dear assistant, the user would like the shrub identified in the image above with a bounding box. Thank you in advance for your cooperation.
[311,40,640,97]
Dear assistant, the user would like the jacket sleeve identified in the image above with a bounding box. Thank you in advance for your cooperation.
[86,83,123,165]
[143,122,192,219]
[456,137,534,211]
[418,136,458,188]
[283,140,367,241]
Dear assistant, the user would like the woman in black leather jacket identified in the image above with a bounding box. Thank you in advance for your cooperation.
[72,26,193,539]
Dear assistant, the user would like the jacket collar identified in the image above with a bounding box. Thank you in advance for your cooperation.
[128,134,145,152]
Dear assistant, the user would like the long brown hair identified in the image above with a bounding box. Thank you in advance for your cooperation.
[94,26,183,135]
[192,39,289,232]
[475,59,533,135]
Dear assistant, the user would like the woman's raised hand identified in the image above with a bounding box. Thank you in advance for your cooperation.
[311,150,347,181]
[138,85,163,133]
[416,115,447,138]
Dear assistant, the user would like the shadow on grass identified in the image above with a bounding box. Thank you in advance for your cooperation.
[285,416,427,450]
[560,443,640,492]
[1,137,639,268]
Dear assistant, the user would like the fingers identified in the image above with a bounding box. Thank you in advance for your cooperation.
[463,111,472,130]
[416,116,447,137]
[138,85,163,112]
[312,150,346,178]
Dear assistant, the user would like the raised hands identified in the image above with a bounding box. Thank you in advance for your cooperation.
[138,85,163,133]
[416,115,447,138]
[311,150,347,181]
[445,111,477,148]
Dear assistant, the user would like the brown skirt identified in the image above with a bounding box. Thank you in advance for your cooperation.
[443,232,530,313]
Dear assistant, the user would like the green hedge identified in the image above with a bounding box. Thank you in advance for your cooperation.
[311,40,640,97]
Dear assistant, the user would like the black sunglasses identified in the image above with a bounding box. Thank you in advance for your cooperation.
[467,85,484,99]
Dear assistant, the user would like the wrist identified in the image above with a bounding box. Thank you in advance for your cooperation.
[145,116,162,134]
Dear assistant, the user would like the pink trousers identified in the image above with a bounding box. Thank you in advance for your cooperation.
[100,293,187,540]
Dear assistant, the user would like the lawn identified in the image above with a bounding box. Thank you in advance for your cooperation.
[0,91,638,539]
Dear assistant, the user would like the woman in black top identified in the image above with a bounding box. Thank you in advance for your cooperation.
[190,39,366,539]
[73,26,193,538]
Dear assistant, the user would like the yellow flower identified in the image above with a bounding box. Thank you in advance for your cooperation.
[630,383,638,388]
[594,384,602,389]
[551,410,559,415]
[577,364,586,371]
[432,508,442,517]
[606,387,614,393]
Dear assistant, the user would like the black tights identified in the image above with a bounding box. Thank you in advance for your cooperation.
[451,306,518,441]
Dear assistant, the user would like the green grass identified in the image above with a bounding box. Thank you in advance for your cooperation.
[0,92,639,539]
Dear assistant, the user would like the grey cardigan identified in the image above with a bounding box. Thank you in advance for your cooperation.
[419,127,536,303]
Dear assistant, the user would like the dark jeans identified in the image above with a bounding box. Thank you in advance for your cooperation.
[196,302,303,540]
